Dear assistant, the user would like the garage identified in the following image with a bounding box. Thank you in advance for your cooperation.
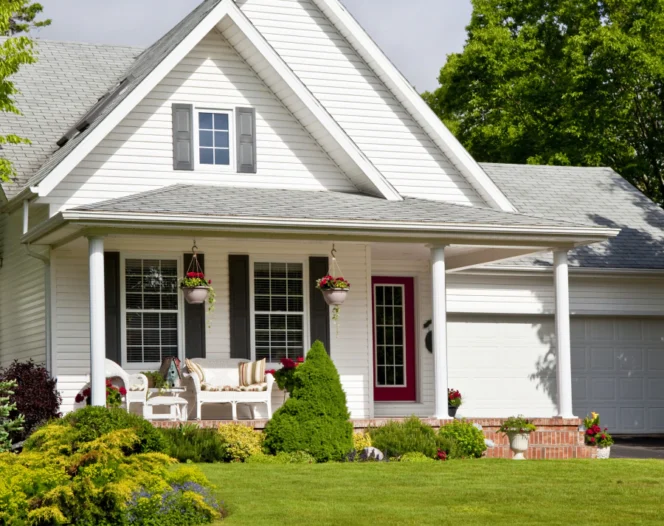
[448,316,664,434]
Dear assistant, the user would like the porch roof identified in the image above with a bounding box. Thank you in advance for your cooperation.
[23,185,619,248]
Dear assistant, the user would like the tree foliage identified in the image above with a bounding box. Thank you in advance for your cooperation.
[0,1,50,184]
[424,0,664,204]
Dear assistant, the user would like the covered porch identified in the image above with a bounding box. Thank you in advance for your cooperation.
[21,186,618,421]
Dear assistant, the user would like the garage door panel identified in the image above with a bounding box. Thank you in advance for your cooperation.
[589,319,615,340]
[571,347,587,371]
[649,409,664,430]
[617,320,644,340]
[643,321,664,341]
[620,408,646,431]
[572,377,588,401]
[647,379,664,400]
[590,348,616,371]
[616,350,644,372]
[648,350,664,370]
[591,378,616,401]
[619,378,644,400]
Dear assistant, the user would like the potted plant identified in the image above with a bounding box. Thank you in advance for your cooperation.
[583,412,614,459]
[498,415,537,460]
[448,388,462,417]
[316,275,351,322]
[75,380,127,409]
[179,271,216,311]
[267,356,304,401]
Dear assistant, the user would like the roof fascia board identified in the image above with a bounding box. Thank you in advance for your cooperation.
[224,2,401,200]
[311,0,517,212]
[33,0,402,202]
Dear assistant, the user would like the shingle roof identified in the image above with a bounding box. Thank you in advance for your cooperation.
[482,163,664,269]
[0,39,140,199]
[71,184,607,232]
[1,0,222,199]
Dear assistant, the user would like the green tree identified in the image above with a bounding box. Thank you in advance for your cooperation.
[0,1,50,184]
[424,0,664,204]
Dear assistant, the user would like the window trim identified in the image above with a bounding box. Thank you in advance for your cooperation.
[119,254,185,371]
[249,256,311,365]
[193,107,235,172]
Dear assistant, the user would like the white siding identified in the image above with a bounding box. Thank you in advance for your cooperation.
[0,207,48,367]
[48,30,357,211]
[53,237,371,417]
[237,0,486,206]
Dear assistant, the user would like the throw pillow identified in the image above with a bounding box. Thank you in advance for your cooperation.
[185,358,205,384]
[239,359,266,387]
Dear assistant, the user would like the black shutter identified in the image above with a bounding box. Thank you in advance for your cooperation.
[104,252,122,364]
[309,257,331,355]
[236,107,257,173]
[184,253,206,359]
[172,103,194,170]
[229,255,251,359]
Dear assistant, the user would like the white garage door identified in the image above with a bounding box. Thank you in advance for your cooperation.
[572,317,664,434]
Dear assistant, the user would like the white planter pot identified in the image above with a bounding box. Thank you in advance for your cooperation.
[507,432,530,460]
[322,289,348,306]
[182,286,210,305]
[596,446,611,460]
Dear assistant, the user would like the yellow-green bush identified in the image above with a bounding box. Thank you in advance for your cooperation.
[218,422,264,462]
[353,431,372,452]
[1,409,223,525]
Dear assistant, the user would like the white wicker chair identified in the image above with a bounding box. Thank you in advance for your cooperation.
[104,359,149,413]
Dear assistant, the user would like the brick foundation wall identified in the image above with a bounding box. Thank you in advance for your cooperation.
[154,417,597,459]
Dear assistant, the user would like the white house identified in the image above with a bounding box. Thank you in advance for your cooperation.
[1,0,663,434]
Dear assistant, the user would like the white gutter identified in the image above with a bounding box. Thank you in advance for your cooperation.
[54,210,620,238]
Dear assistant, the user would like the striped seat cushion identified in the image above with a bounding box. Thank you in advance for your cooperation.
[185,358,205,384]
[239,359,266,387]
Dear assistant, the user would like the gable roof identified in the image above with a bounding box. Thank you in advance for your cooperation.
[482,164,664,270]
[0,40,140,199]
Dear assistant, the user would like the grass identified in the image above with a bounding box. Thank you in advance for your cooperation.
[200,460,664,525]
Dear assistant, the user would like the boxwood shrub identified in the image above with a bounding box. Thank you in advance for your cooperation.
[438,419,487,458]
[369,416,444,459]
[263,341,353,462]
[161,425,227,463]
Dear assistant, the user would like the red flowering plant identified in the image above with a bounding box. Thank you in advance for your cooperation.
[448,388,462,408]
[583,412,614,448]
[180,271,216,312]
[267,356,305,396]
[74,379,127,409]
[316,275,350,291]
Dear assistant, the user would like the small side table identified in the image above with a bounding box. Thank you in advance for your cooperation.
[143,387,188,421]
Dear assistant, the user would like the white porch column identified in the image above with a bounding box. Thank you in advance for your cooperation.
[554,250,575,418]
[431,245,451,420]
[88,236,106,407]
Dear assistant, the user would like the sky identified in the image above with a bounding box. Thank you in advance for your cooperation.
[34,0,473,93]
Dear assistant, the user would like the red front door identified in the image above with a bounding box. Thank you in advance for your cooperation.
[372,277,417,402]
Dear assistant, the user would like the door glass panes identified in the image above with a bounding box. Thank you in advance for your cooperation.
[254,262,305,362]
[375,285,405,386]
[125,259,179,364]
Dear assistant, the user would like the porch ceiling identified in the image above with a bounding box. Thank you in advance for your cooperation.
[23,185,619,251]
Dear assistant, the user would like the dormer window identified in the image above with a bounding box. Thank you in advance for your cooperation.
[197,110,232,167]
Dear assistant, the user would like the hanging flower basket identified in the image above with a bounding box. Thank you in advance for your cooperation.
[180,244,216,313]
[316,275,351,322]
[321,288,349,307]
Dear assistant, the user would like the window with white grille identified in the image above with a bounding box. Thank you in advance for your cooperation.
[254,262,305,362]
[125,258,179,364]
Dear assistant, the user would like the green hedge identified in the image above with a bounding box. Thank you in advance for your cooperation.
[438,420,487,458]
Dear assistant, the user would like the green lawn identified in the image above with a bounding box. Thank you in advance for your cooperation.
[200,460,664,525]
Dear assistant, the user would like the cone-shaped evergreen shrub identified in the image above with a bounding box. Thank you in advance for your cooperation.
[263,341,353,462]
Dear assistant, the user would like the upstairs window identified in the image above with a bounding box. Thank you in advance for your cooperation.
[198,110,231,167]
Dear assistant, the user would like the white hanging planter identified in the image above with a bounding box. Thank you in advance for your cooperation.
[182,286,210,305]
[322,289,348,306]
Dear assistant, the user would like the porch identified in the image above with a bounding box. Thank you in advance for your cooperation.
[20,186,618,421]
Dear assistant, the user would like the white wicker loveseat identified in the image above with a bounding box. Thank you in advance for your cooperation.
[183,359,274,420]
[104,359,149,413]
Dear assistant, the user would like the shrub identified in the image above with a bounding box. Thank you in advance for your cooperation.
[246,451,316,464]
[0,380,24,453]
[439,420,487,458]
[0,360,61,442]
[353,431,372,452]
[369,417,442,459]
[437,435,461,460]
[0,430,222,525]
[25,406,166,454]
[263,341,353,462]
[162,425,226,463]
[218,422,264,462]
[400,452,436,463]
